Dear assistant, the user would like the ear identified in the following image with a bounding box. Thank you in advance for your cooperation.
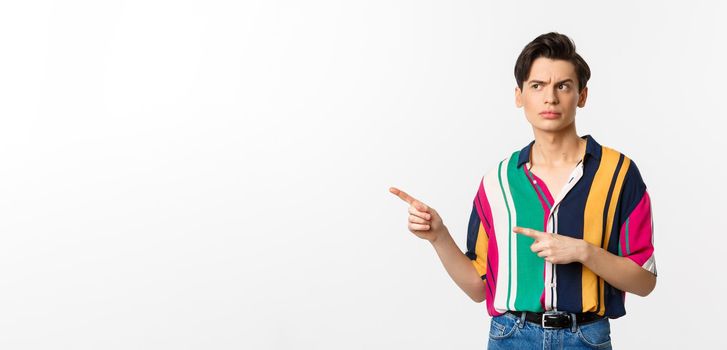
[577,86,588,107]
[515,86,523,108]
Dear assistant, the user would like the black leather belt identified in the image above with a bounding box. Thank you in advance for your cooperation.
[507,311,603,329]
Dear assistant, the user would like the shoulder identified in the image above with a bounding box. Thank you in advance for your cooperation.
[598,144,648,213]
[600,144,646,189]
[482,150,521,179]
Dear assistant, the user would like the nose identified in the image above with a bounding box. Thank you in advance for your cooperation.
[544,88,558,104]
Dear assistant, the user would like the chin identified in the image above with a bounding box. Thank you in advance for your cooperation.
[528,119,574,132]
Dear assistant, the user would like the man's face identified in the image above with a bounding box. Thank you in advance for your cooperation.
[515,57,588,133]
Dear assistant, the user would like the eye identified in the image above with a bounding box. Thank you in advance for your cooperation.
[531,83,540,89]
[558,83,570,90]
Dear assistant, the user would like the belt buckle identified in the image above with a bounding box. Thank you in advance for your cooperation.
[541,311,568,329]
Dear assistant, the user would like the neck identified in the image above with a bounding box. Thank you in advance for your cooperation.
[530,125,586,168]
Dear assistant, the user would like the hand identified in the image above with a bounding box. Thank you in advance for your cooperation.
[513,226,588,264]
[389,186,447,243]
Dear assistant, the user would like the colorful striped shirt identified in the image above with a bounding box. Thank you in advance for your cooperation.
[466,134,656,318]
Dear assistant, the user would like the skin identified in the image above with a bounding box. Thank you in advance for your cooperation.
[389,57,656,303]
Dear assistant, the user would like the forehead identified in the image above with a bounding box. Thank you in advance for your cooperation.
[526,57,577,81]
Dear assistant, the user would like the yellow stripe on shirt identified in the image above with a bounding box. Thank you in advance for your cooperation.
[582,147,622,313]
[472,222,489,279]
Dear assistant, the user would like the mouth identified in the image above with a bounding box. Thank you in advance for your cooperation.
[539,111,562,119]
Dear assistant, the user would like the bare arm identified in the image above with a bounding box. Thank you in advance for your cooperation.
[514,226,657,297]
[581,244,656,297]
[389,187,486,303]
[429,226,486,303]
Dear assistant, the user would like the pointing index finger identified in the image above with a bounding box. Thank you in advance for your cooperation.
[389,187,429,212]
[389,187,413,204]
[513,226,546,240]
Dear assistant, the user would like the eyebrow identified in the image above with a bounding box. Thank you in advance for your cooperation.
[528,78,574,85]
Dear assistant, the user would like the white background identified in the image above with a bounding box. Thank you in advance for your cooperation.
[1,1,724,349]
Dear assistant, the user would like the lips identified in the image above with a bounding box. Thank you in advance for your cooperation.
[539,111,561,119]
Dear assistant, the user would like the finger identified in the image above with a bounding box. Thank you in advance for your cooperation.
[530,241,545,253]
[389,187,429,212]
[408,223,430,231]
[389,187,415,205]
[537,250,548,258]
[411,199,429,213]
[513,226,546,240]
[409,214,430,225]
[408,206,432,220]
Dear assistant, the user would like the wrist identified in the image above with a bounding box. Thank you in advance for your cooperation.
[429,225,450,245]
[579,241,596,264]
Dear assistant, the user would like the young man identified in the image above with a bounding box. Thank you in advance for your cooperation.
[389,32,656,349]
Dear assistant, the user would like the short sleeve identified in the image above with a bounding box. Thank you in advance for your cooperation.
[618,161,657,276]
[465,177,490,285]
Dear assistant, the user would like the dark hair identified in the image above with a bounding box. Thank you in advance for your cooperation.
[514,32,591,92]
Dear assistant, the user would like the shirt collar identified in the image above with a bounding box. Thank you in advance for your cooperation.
[516,134,602,168]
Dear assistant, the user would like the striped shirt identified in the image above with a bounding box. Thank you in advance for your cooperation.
[466,134,656,318]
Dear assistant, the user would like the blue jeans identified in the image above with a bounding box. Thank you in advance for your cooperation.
[487,312,612,349]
